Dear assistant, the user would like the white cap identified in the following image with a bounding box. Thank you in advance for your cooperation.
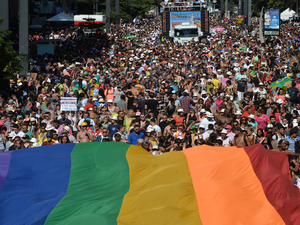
[199,125,206,129]
[184,90,189,93]
[248,114,255,119]
[201,91,207,95]
[259,82,264,86]
[220,109,225,113]
[99,98,105,102]
[235,111,242,115]
[267,124,273,128]
[178,109,184,112]
[207,79,212,82]
[79,107,85,111]
[92,97,98,101]
[107,99,114,103]
[88,108,93,111]
[220,129,227,134]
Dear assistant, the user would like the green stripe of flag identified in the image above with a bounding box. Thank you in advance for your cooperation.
[45,142,131,225]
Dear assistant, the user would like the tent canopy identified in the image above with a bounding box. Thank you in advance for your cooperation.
[47,12,74,22]
[281,8,296,20]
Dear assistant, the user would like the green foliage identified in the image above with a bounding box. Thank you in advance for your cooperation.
[0,18,24,79]
[78,0,154,23]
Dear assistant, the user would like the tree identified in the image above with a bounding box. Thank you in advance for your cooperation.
[0,18,23,79]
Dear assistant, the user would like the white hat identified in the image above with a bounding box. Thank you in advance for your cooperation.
[8,133,15,138]
[30,118,37,122]
[79,107,85,111]
[285,94,290,98]
[184,90,189,93]
[193,93,198,97]
[248,114,255,119]
[235,111,242,115]
[200,109,206,113]
[45,125,53,131]
[220,129,227,134]
[146,128,154,132]
[63,126,70,131]
[207,79,212,82]
[234,63,239,67]
[259,82,264,86]
[220,109,225,113]
[107,99,113,103]
[201,91,207,95]
[267,124,273,128]
[178,109,184,113]
[32,143,40,147]
[111,116,118,120]
[30,138,38,143]
[88,108,93,111]
[98,98,105,102]
[217,69,222,72]
[276,99,283,104]
[207,113,214,118]
[227,71,232,75]
[92,97,98,101]
[293,119,298,123]
[202,74,206,76]
[241,75,246,79]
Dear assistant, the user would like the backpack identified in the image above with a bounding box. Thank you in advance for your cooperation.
[289,87,298,101]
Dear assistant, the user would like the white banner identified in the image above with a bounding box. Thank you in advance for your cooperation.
[61,97,77,111]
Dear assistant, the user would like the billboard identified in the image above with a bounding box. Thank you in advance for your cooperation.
[170,11,201,33]
[263,9,280,36]
[207,5,213,14]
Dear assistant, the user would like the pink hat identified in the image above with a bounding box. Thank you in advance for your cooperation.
[225,125,232,129]
[0,121,4,126]
[136,112,141,116]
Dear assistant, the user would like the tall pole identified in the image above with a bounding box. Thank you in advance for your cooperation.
[0,0,9,30]
[243,0,248,28]
[116,0,120,30]
[225,0,228,18]
[247,0,251,27]
[19,0,29,76]
[220,0,224,18]
[238,0,242,15]
[106,0,110,31]
[259,6,265,44]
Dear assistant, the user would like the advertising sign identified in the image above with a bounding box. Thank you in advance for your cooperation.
[264,9,280,36]
[207,5,213,14]
[170,11,201,33]
[61,97,77,111]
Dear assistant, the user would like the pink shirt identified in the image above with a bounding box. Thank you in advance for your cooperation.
[255,115,269,130]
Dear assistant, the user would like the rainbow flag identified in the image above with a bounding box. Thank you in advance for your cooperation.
[0,143,300,225]
[218,48,230,53]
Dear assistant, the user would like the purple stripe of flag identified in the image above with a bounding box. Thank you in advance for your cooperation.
[0,151,12,190]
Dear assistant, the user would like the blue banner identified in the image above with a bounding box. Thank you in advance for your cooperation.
[264,9,280,30]
[170,11,201,33]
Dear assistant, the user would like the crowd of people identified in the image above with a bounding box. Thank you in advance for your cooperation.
[1,13,300,186]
